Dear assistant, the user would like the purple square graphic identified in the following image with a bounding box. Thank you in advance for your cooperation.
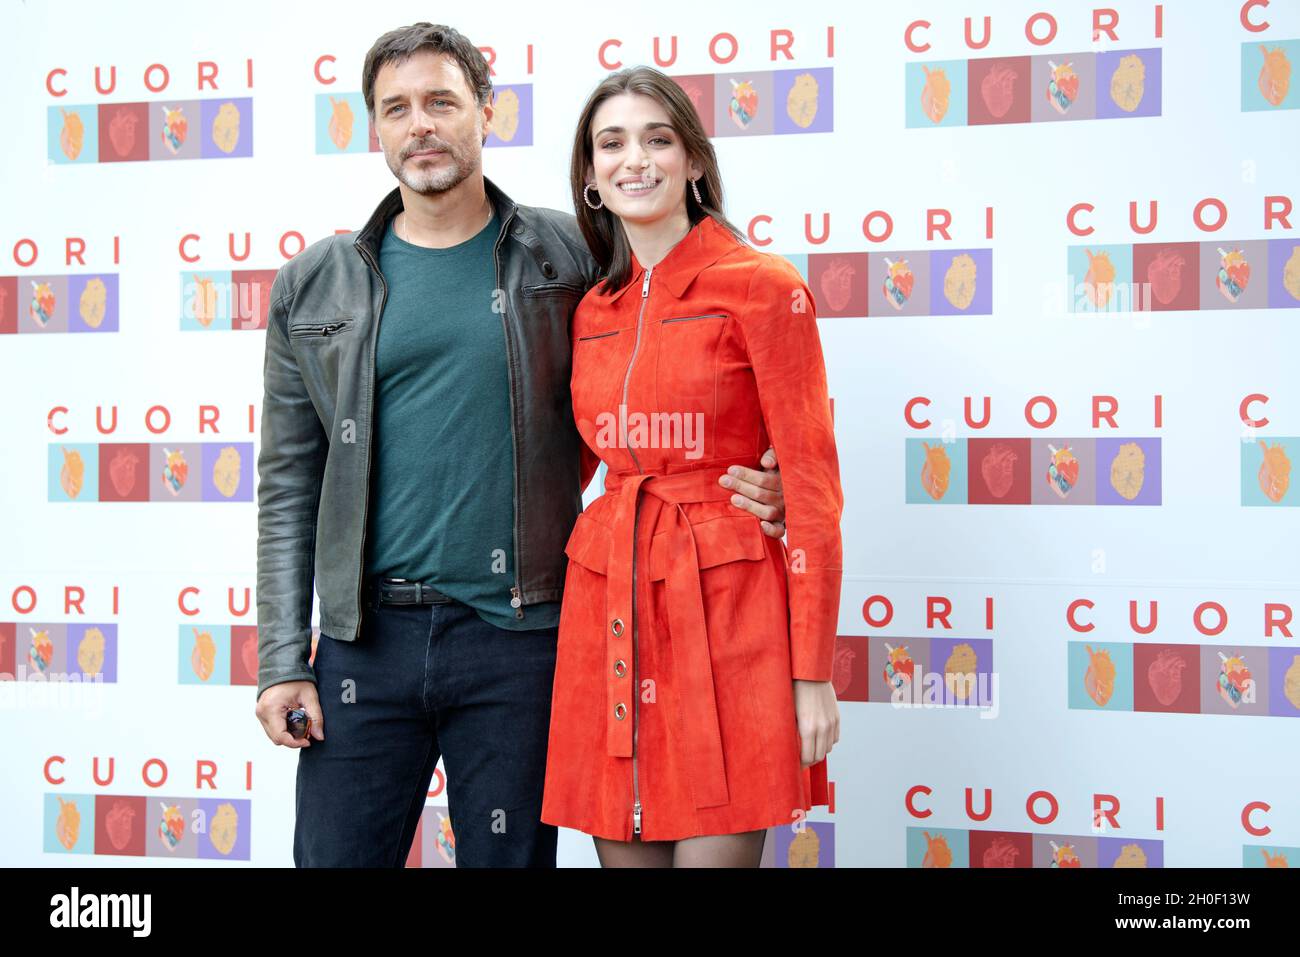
[1095,437,1161,505]
[1268,647,1300,717]
[928,248,992,315]
[197,798,250,860]
[1098,835,1163,867]
[1095,48,1161,119]
[772,821,834,867]
[1268,238,1300,308]
[67,274,119,332]
[201,442,254,501]
[485,85,532,148]
[200,98,253,159]
[66,623,117,682]
[773,68,833,134]
[930,637,995,706]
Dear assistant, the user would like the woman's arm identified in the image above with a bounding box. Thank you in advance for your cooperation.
[734,255,845,682]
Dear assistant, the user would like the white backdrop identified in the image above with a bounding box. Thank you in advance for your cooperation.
[1,0,1297,867]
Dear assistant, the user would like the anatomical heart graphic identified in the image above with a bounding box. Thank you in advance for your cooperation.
[980,62,1018,117]
[921,831,953,868]
[1146,248,1186,306]
[1257,45,1292,107]
[981,836,1020,868]
[970,57,1030,124]
[969,438,1030,504]
[1145,648,1189,707]
[102,103,148,161]
[1084,644,1117,706]
[811,254,866,316]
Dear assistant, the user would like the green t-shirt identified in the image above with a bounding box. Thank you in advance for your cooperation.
[363,211,561,631]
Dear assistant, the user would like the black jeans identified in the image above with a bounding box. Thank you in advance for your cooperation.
[293,596,559,867]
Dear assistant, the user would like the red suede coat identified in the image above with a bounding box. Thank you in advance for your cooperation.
[541,214,843,843]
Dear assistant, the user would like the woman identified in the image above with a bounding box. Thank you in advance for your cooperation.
[540,66,844,868]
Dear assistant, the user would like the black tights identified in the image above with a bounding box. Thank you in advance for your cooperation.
[593,830,767,868]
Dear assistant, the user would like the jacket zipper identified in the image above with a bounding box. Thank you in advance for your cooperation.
[494,214,527,620]
[620,265,653,838]
[353,244,388,636]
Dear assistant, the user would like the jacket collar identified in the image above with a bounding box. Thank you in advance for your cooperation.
[606,215,739,303]
[353,174,520,264]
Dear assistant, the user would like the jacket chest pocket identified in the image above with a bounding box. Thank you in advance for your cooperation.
[654,313,726,416]
[571,327,627,424]
[289,317,355,341]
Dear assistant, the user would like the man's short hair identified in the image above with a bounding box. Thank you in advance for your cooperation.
[362,22,493,119]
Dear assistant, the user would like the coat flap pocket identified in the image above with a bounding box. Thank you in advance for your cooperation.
[563,512,611,575]
[648,516,767,581]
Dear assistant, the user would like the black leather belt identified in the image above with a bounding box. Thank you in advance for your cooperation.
[371,578,453,606]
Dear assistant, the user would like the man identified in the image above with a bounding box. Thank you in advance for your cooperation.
[253,23,787,868]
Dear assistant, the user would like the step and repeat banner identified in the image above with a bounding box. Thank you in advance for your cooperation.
[0,0,1297,868]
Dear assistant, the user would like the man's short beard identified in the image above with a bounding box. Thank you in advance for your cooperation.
[386,136,480,195]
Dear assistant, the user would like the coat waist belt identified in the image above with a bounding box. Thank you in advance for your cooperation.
[600,461,759,810]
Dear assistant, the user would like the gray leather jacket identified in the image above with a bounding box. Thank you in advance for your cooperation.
[255,176,601,700]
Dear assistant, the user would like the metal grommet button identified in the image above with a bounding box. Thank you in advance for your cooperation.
[613,659,626,678]
[611,618,624,637]
[614,702,627,720]
[542,260,556,278]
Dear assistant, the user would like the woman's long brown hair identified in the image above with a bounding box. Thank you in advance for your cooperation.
[570,66,746,295]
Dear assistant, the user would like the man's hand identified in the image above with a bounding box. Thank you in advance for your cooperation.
[255,680,324,749]
[720,446,786,539]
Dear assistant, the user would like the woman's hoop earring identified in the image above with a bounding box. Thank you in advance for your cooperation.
[690,177,704,204]
[583,183,604,210]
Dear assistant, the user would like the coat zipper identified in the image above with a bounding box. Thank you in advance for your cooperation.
[494,214,527,620]
[620,265,653,837]
[354,243,389,636]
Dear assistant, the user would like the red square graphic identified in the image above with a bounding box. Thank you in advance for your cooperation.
[967,437,1032,504]
[231,269,276,331]
[98,444,150,502]
[832,635,868,702]
[98,102,150,162]
[1133,242,1200,311]
[967,56,1032,125]
[1133,643,1201,713]
[671,75,715,137]
[0,622,15,677]
[230,625,259,685]
[95,795,146,856]
[0,277,16,334]
[808,252,869,318]
[970,829,1033,867]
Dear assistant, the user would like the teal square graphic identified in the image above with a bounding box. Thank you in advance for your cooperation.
[905,60,968,128]
[1241,436,1296,506]
[180,271,232,330]
[1067,244,1135,313]
[316,92,369,154]
[48,444,99,502]
[1068,641,1133,711]
[179,624,230,684]
[48,105,99,164]
[1241,39,1299,111]
[44,793,94,853]
[906,438,967,504]
[906,826,969,867]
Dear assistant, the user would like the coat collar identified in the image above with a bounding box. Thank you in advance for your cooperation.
[606,215,740,303]
[353,175,519,264]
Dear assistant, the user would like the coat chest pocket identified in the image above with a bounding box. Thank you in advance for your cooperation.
[655,313,726,413]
